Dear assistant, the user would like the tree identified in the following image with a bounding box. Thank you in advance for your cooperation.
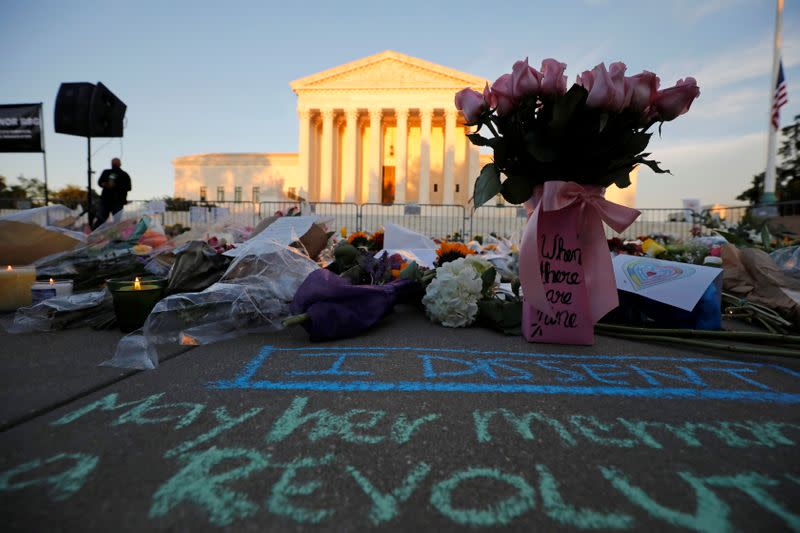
[51,185,99,210]
[16,176,46,200]
[737,114,800,204]
[163,196,193,211]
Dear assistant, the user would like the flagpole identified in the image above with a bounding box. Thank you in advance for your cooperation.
[763,0,784,205]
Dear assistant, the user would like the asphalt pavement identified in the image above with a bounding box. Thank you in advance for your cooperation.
[1,305,799,532]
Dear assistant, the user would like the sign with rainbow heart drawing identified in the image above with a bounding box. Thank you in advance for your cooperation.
[612,255,722,311]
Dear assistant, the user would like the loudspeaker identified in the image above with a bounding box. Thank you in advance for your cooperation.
[54,82,127,137]
[54,82,95,136]
[88,82,126,137]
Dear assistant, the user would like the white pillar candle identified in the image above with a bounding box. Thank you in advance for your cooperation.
[0,265,37,312]
[31,279,74,306]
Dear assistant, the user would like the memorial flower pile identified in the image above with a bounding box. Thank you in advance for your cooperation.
[455,58,700,206]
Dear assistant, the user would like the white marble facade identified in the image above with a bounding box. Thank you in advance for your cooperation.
[174,50,638,207]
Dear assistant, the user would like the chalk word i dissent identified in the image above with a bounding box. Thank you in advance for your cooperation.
[209,346,800,403]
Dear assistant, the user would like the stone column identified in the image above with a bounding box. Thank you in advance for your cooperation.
[443,109,457,205]
[297,109,312,200]
[419,109,432,204]
[467,134,480,203]
[368,108,383,204]
[342,109,359,203]
[319,108,335,202]
[394,108,409,204]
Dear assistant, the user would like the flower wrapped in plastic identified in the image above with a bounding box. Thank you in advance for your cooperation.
[103,243,319,369]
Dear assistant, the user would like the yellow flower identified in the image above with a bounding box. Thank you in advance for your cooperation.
[340,226,348,238]
[436,241,476,265]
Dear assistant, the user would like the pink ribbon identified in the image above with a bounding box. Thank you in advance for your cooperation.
[518,181,641,323]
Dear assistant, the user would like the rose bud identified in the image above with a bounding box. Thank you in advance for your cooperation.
[455,88,487,123]
[540,58,568,95]
[653,77,701,121]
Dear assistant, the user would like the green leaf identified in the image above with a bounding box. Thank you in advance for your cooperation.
[550,85,587,132]
[608,166,633,188]
[524,130,556,162]
[473,164,502,208]
[625,132,652,155]
[501,176,535,205]
[466,133,492,147]
[399,261,419,280]
[714,230,748,247]
[638,157,671,174]
[481,266,497,295]
[511,277,521,299]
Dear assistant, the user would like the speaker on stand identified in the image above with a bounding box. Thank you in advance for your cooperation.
[54,82,126,226]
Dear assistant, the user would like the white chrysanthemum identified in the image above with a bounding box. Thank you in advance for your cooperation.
[422,257,484,327]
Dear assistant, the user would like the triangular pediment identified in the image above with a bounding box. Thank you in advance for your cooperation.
[291,51,487,91]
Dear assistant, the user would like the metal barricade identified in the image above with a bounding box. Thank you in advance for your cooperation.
[606,208,696,239]
[307,202,359,233]
[360,203,466,240]
[469,204,528,239]
[259,201,304,219]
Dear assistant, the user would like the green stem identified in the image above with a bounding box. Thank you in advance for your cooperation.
[598,331,800,358]
[282,313,310,327]
[595,323,800,344]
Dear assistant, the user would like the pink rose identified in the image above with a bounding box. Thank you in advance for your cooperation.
[455,87,487,123]
[608,62,628,112]
[626,71,660,112]
[511,57,541,98]
[653,77,700,121]
[491,73,516,116]
[576,70,594,91]
[584,63,616,110]
[540,58,567,95]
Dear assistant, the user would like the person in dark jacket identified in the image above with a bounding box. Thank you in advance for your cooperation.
[94,157,131,228]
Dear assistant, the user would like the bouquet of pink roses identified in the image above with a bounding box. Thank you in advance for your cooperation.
[455,58,700,207]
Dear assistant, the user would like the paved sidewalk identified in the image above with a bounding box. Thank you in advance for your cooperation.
[1,306,799,531]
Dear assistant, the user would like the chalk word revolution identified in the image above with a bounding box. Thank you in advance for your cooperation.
[209,346,800,403]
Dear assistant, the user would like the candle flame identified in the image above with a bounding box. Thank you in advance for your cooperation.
[49,278,55,285]
[6,265,11,271]
[134,277,142,290]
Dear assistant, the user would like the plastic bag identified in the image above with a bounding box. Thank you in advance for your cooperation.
[165,241,232,294]
[4,290,113,333]
[102,243,319,369]
[32,216,169,290]
[770,245,800,279]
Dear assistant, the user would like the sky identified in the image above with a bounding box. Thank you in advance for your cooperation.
[1,0,799,208]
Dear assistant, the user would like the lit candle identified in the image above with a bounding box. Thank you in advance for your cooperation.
[109,276,164,332]
[31,278,74,306]
[0,265,37,312]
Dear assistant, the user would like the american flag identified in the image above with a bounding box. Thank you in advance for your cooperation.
[772,60,788,130]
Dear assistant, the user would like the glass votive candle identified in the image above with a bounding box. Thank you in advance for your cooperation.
[109,276,165,332]
[31,278,74,306]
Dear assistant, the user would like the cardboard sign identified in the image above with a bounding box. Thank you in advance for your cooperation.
[522,203,594,344]
[613,254,722,311]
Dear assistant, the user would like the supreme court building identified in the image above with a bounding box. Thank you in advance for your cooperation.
[173,51,638,207]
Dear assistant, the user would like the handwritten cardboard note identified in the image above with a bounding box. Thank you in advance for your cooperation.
[522,203,594,344]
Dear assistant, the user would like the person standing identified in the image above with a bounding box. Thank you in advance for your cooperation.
[94,157,131,228]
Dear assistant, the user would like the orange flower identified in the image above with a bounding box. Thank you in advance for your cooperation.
[390,261,410,279]
[348,231,370,247]
[436,241,476,266]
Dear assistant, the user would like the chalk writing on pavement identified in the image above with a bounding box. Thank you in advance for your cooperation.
[209,345,800,403]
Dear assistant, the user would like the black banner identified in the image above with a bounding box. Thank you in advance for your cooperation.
[0,103,43,152]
